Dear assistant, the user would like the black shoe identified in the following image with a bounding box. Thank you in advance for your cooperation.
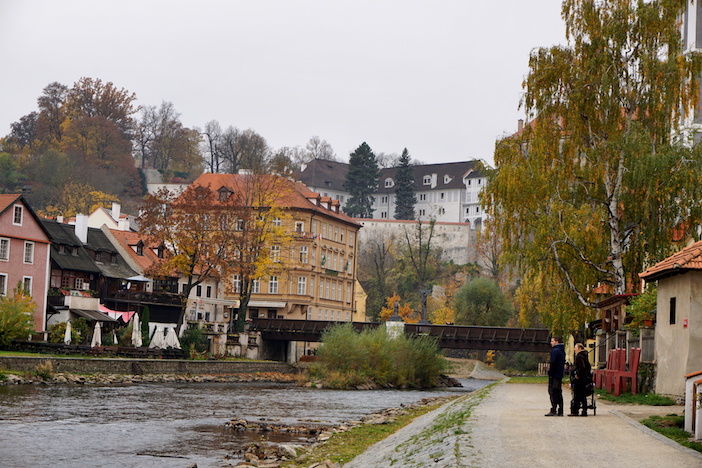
[580,413,587,417]
[568,413,579,417]
[545,411,558,416]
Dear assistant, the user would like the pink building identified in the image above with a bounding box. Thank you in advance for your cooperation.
[0,195,51,333]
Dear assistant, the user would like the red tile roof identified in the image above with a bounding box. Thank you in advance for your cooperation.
[640,240,702,281]
[191,173,361,227]
[0,194,21,215]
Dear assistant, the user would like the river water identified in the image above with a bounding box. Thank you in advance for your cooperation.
[0,379,489,468]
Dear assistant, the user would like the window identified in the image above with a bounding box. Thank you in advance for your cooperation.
[670,297,677,325]
[24,242,34,264]
[270,245,281,262]
[273,217,282,226]
[438,207,445,215]
[111,253,117,264]
[440,192,445,200]
[232,274,241,293]
[94,251,102,263]
[419,193,427,201]
[235,219,244,231]
[334,227,338,241]
[319,279,324,298]
[381,211,388,219]
[0,274,6,295]
[340,230,344,243]
[297,276,307,295]
[299,246,308,263]
[206,285,212,298]
[349,233,354,247]
[384,178,393,188]
[312,221,318,235]
[0,238,8,261]
[196,285,202,297]
[135,241,143,256]
[419,209,426,216]
[478,178,482,185]
[269,276,278,294]
[13,205,23,225]
[218,188,231,201]
[423,175,431,185]
[22,276,32,294]
[444,175,451,184]
[347,285,351,303]
[381,195,388,203]
[252,279,260,294]
[294,221,304,232]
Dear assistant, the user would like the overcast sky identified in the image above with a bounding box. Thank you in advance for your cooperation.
[0,1,566,166]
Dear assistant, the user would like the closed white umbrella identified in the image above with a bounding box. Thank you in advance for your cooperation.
[131,313,142,347]
[164,327,181,349]
[148,325,165,349]
[90,321,102,348]
[112,329,118,346]
[63,321,72,345]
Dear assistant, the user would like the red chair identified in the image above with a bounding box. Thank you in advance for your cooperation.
[613,348,641,396]
[593,348,622,392]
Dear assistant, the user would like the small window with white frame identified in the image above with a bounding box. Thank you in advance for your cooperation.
[269,276,278,294]
[24,242,34,264]
[381,195,388,203]
[252,279,260,294]
[299,245,308,263]
[422,175,431,185]
[297,276,307,295]
[22,276,32,295]
[0,238,9,261]
[384,178,394,188]
[232,274,241,293]
[419,193,427,201]
[294,221,304,232]
[13,205,23,225]
[270,245,281,262]
[0,273,6,295]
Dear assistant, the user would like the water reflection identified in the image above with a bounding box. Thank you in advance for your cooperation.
[0,379,489,468]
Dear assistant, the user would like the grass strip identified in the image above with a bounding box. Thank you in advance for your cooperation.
[595,390,675,406]
[641,414,702,454]
[284,396,461,467]
[507,376,548,384]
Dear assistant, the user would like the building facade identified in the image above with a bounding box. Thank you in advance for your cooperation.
[0,195,51,333]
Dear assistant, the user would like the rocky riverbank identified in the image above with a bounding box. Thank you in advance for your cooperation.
[0,371,297,386]
[225,395,459,468]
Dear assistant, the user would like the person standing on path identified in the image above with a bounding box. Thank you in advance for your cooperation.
[545,336,565,416]
[569,342,592,417]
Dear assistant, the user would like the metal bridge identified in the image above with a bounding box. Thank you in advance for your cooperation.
[249,318,551,353]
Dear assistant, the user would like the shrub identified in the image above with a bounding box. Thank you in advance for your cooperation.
[0,286,36,348]
[180,327,209,354]
[33,361,54,380]
[311,323,447,389]
[48,321,81,344]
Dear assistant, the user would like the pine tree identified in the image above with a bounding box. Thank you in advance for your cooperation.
[393,148,416,220]
[343,142,379,218]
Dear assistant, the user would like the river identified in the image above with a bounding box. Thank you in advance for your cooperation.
[0,379,490,468]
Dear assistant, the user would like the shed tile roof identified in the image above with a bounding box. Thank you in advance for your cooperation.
[639,240,702,282]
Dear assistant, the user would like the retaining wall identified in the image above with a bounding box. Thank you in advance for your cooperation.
[0,356,296,375]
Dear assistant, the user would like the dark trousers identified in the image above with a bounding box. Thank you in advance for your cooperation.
[548,376,563,414]
[572,380,589,414]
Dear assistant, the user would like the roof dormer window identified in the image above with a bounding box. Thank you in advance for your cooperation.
[423,175,431,185]
[444,175,452,184]
[384,178,394,188]
[218,187,232,201]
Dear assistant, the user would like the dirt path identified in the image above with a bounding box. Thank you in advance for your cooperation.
[344,382,702,467]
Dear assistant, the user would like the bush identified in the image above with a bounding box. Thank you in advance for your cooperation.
[48,321,80,344]
[310,323,447,389]
[180,327,209,354]
[33,361,54,380]
[494,351,540,373]
[0,287,36,348]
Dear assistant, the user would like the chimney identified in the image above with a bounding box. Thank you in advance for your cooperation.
[118,218,130,231]
[517,119,524,132]
[57,215,64,223]
[75,214,89,244]
[111,202,121,222]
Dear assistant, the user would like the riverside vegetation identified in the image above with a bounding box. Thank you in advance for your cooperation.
[301,323,447,390]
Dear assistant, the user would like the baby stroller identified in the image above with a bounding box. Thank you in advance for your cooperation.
[569,370,596,416]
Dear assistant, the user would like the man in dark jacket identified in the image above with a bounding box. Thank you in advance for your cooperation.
[545,336,565,416]
[569,342,592,417]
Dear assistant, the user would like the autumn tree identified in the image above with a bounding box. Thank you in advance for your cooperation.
[0,284,36,347]
[42,182,120,218]
[137,184,241,329]
[343,142,379,218]
[454,277,514,327]
[357,231,397,321]
[393,148,416,220]
[305,135,337,161]
[484,0,702,334]
[378,293,419,323]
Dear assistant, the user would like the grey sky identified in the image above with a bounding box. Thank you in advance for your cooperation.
[0,0,566,166]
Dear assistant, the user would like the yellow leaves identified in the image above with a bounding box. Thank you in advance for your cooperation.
[379,293,420,323]
[40,182,119,218]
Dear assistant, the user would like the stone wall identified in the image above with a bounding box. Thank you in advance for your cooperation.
[0,356,295,375]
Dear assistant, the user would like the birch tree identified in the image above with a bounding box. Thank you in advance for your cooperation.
[484,0,702,333]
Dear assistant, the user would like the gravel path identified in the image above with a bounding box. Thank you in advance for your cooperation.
[344,381,702,467]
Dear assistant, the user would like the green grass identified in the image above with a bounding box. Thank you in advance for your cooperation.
[507,375,548,384]
[283,396,460,467]
[642,414,702,454]
[595,389,675,406]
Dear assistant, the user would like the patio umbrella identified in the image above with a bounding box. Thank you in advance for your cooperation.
[164,327,181,349]
[112,329,118,346]
[131,313,142,347]
[148,325,165,349]
[63,321,72,345]
[90,321,102,348]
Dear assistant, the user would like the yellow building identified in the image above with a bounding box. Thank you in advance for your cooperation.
[190,173,362,325]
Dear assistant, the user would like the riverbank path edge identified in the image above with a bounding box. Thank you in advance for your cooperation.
[344,381,702,468]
